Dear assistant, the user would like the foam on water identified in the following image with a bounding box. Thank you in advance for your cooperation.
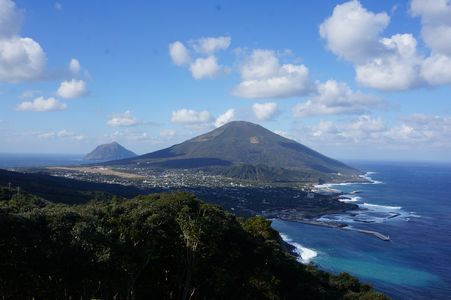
[280,233,318,264]
[338,195,361,203]
[359,172,383,184]
[316,186,419,224]
[361,203,402,210]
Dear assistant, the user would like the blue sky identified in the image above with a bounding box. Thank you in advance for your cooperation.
[0,0,450,161]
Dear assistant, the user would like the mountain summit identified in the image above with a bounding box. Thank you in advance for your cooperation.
[84,142,137,161]
[108,121,360,183]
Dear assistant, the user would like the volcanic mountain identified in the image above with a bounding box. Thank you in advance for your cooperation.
[108,121,361,183]
[84,142,137,161]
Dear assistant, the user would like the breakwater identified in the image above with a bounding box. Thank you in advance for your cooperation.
[294,218,390,241]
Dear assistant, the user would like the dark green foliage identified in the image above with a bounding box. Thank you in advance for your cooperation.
[0,191,389,299]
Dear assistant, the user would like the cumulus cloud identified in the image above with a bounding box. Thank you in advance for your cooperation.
[171,108,236,129]
[0,37,46,83]
[232,49,311,99]
[420,54,451,85]
[355,34,422,90]
[56,79,88,99]
[189,56,222,79]
[169,41,191,66]
[320,0,451,90]
[410,0,451,54]
[292,80,386,117]
[0,0,46,82]
[214,108,235,127]
[410,0,451,85]
[17,97,67,112]
[169,36,230,79]
[252,102,279,121]
[320,0,389,63]
[107,111,140,127]
[171,108,212,125]
[38,129,84,140]
[69,58,81,74]
[191,36,231,54]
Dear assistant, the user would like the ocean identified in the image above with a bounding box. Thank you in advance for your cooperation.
[0,153,86,168]
[272,161,451,299]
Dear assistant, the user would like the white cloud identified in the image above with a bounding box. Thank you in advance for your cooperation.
[240,49,280,80]
[107,111,139,127]
[38,129,84,140]
[189,56,223,79]
[319,0,389,63]
[56,79,88,99]
[410,0,451,85]
[0,0,22,39]
[320,0,451,90]
[160,129,176,138]
[421,25,451,56]
[354,34,422,90]
[17,96,67,112]
[0,0,46,82]
[420,54,451,85]
[252,102,279,121]
[410,0,451,55]
[169,36,230,79]
[291,113,451,150]
[171,108,212,125]
[191,36,231,54]
[107,130,160,144]
[293,115,388,145]
[69,58,81,74]
[293,80,386,117]
[233,49,311,99]
[214,108,235,127]
[169,41,191,66]
[0,37,46,82]
[391,113,451,144]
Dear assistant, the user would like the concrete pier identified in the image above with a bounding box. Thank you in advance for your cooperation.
[344,228,390,241]
[292,218,391,241]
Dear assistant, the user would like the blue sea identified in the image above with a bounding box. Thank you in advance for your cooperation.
[272,161,451,299]
[0,153,86,168]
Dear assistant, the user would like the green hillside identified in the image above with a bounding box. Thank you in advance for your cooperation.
[0,189,388,299]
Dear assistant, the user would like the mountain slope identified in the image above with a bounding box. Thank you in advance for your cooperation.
[84,141,136,161]
[108,121,361,182]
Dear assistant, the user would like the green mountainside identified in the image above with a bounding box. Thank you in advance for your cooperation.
[109,121,362,183]
[0,187,388,299]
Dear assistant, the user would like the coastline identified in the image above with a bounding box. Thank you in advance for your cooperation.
[274,171,392,263]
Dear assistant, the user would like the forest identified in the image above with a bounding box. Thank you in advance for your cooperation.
[0,186,388,299]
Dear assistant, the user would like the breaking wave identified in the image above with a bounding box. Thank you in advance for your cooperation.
[280,233,318,264]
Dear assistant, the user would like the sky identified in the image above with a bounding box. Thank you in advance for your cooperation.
[0,0,450,161]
